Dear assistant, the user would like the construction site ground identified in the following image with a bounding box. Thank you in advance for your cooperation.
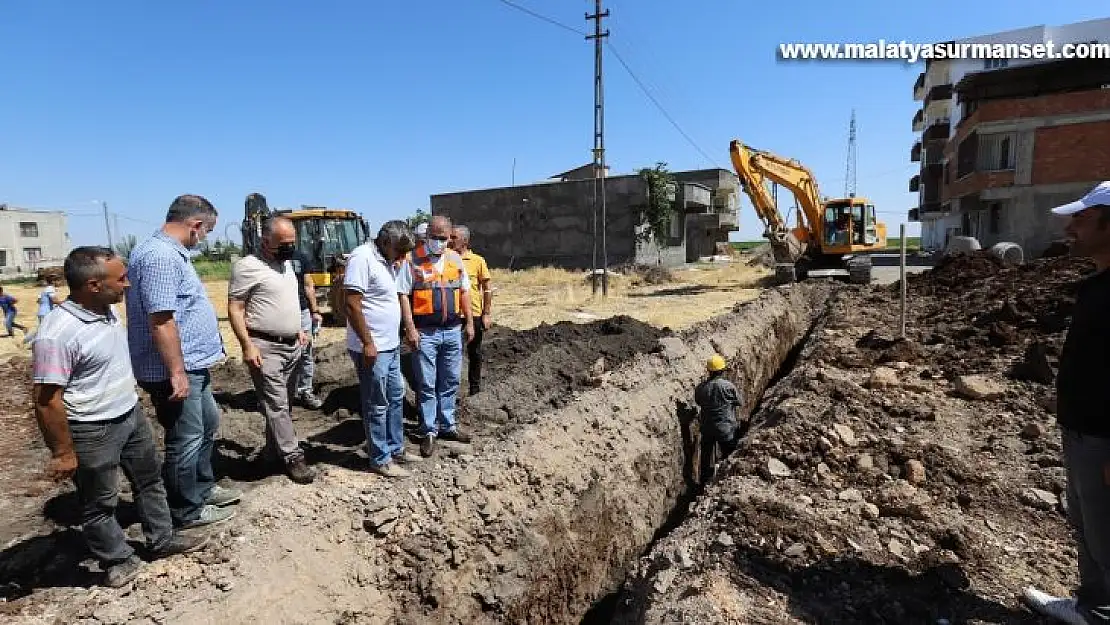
[0,252,1086,624]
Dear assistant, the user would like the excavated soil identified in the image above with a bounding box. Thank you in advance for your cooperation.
[613,253,1092,624]
[0,285,830,624]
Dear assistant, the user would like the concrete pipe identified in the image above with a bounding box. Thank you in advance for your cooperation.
[945,236,981,255]
[990,241,1024,266]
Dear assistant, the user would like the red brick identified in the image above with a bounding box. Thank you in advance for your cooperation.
[1032,123,1110,185]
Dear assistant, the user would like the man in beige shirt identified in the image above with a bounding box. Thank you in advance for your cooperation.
[228,217,313,484]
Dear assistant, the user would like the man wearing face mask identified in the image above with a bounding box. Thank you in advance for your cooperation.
[227,217,314,484]
[397,215,475,458]
[128,195,237,530]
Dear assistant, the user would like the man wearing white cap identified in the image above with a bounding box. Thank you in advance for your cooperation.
[1024,181,1110,624]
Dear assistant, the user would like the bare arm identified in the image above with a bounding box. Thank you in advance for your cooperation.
[33,384,77,480]
[399,293,417,337]
[481,278,492,316]
[345,290,373,350]
[149,311,189,400]
[303,274,319,315]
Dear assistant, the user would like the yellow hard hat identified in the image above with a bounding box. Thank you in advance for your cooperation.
[707,354,726,372]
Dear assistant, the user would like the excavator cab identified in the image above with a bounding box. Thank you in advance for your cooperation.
[823,198,880,250]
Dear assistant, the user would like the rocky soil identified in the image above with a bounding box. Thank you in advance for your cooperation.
[612,253,1090,624]
[0,284,830,624]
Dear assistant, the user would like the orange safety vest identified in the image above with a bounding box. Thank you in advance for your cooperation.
[407,243,465,328]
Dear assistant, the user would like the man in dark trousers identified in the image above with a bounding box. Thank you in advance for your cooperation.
[1024,181,1110,625]
[694,353,743,485]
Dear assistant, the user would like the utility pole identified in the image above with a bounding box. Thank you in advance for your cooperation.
[101,201,114,249]
[587,0,609,296]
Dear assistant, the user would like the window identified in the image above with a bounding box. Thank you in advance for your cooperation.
[668,212,683,239]
[984,58,1009,70]
[0,251,7,267]
[19,222,38,237]
[957,132,979,178]
[989,203,1001,234]
[23,247,42,263]
[977,132,1015,171]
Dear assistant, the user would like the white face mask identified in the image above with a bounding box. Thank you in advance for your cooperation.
[425,238,447,255]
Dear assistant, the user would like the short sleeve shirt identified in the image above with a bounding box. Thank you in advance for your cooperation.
[125,231,224,382]
[0,294,16,314]
[37,285,57,317]
[32,301,138,422]
[459,250,490,316]
[395,251,471,295]
[228,254,302,337]
[344,243,402,352]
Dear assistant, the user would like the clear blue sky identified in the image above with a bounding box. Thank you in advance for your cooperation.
[1,0,1106,247]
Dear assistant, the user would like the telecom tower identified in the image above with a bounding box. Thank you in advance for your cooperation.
[844,110,857,198]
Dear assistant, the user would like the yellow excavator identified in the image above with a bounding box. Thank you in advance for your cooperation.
[730,140,887,284]
[242,193,370,324]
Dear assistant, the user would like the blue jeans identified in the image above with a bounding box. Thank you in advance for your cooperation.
[4,309,16,335]
[350,348,405,467]
[414,325,463,437]
[140,370,219,525]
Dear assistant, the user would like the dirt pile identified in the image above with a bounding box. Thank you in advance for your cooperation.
[462,315,673,427]
[614,259,1084,624]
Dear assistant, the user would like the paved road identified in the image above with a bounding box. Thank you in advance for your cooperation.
[868,253,935,285]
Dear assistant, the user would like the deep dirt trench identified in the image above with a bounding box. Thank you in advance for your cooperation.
[1,282,832,625]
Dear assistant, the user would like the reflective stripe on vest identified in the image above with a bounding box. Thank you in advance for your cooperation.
[409,245,463,327]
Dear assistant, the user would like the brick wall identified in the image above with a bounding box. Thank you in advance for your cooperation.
[954,89,1110,144]
[943,170,1015,202]
[1032,122,1110,185]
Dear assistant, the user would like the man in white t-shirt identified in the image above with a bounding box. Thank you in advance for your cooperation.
[344,220,419,478]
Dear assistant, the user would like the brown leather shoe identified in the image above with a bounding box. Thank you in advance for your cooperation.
[286,457,315,484]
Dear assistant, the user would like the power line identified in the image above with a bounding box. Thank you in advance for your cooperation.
[605,41,721,169]
[495,0,585,36]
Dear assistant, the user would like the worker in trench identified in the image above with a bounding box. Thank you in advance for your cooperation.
[1023,181,1110,625]
[695,354,744,485]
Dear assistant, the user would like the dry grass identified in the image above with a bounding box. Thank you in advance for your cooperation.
[0,260,768,360]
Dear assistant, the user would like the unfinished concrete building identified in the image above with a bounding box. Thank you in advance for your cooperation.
[429,166,740,269]
[908,17,1110,254]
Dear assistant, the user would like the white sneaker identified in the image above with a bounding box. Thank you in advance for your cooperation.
[372,462,411,478]
[1023,586,1090,625]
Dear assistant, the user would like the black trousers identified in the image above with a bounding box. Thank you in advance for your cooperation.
[699,431,738,485]
[467,321,484,393]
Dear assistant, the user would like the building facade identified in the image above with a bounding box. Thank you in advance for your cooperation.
[908,18,1110,253]
[429,167,740,269]
[0,205,70,277]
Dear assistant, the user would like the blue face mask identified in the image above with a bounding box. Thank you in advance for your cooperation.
[425,238,447,255]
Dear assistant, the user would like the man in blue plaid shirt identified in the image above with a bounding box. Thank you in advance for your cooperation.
[127,195,239,529]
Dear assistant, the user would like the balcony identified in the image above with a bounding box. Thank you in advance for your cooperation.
[913,72,925,100]
[923,83,953,107]
[908,208,920,222]
[910,141,922,163]
[912,109,924,132]
[923,117,950,142]
[909,174,920,193]
[680,183,712,210]
[920,201,943,214]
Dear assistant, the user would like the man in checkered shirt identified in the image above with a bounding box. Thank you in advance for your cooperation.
[126,195,239,530]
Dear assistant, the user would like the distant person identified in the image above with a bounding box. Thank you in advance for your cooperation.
[398,215,475,457]
[24,275,65,344]
[1024,181,1110,624]
[290,249,324,409]
[450,225,493,395]
[127,194,239,530]
[694,354,743,485]
[345,220,420,477]
[228,217,315,484]
[0,286,27,337]
[31,247,207,588]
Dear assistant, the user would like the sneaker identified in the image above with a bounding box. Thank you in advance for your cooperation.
[392,452,423,465]
[179,504,236,530]
[420,435,435,458]
[372,462,411,478]
[286,457,315,484]
[151,532,209,558]
[206,484,242,507]
[104,555,144,588]
[1022,586,1090,625]
[439,428,472,444]
[297,392,324,409]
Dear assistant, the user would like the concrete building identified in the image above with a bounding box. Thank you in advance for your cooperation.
[0,205,70,277]
[430,166,739,269]
[908,17,1110,253]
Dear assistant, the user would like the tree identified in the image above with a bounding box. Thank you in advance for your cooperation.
[406,209,430,229]
[636,162,678,246]
[114,234,138,261]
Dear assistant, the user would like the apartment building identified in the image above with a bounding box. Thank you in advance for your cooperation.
[908,18,1110,254]
[0,205,70,277]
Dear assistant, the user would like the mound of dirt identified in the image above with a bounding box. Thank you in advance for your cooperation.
[464,316,674,425]
[614,259,1088,623]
